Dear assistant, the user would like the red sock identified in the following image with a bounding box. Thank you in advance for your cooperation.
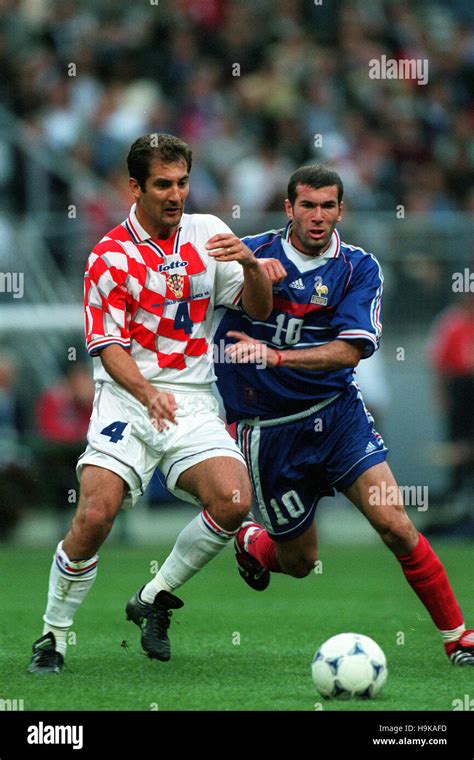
[246,528,283,573]
[397,533,464,632]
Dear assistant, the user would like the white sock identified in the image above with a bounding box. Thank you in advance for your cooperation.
[242,526,261,552]
[42,541,99,657]
[41,623,70,658]
[140,510,237,602]
[439,623,465,644]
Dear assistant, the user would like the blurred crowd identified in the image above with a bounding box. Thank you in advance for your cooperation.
[426,292,474,533]
[0,0,473,233]
[0,353,94,539]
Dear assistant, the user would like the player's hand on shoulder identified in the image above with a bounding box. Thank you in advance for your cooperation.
[257,258,287,284]
[225,331,280,369]
[144,385,178,431]
[206,234,257,269]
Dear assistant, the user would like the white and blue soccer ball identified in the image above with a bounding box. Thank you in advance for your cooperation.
[311,633,387,699]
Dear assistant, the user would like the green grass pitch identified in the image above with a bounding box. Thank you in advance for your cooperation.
[1,540,472,711]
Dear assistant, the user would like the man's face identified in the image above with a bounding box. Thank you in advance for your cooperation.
[130,159,190,233]
[285,184,343,256]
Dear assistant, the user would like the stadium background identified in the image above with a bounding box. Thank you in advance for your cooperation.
[0,0,473,713]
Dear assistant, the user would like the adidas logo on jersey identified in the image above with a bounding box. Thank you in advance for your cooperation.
[289,278,305,290]
[365,442,377,453]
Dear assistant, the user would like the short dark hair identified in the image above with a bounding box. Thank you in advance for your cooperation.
[287,165,344,205]
[127,134,193,191]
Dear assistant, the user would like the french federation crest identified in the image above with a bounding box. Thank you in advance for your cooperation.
[166,273,185,299]
[311,275,328,305]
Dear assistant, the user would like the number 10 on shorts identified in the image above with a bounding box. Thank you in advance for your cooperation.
[270,490,305,525]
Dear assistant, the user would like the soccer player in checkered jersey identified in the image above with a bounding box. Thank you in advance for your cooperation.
[27,134,272,673]
[214,165,474,666]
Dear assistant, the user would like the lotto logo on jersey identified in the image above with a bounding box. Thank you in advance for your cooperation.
[167,273,185,298]
[158,260,188,273]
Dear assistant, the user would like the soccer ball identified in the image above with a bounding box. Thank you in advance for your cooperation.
[311,633,387,699]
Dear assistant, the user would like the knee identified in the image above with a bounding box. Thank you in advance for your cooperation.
[280,551,318,579]
[76,496,117,539]
[377,512,418,554]
[204,485,253,528]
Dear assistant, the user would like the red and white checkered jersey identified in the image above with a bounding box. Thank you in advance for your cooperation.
[85,204,244,385]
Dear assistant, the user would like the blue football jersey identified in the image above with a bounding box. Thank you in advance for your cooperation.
[214,223,384,422]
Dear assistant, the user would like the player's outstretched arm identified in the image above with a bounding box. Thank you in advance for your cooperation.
[206,233,272,320]
[225,332,364,371]
[99,345,177,430]
[273,338,365,370]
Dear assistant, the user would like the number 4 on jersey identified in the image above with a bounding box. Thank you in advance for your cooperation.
[174,302,193,335]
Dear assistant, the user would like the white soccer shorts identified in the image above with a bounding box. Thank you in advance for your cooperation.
[76,382,245,508]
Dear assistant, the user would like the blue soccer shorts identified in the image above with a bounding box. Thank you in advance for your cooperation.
[235,383,388,541]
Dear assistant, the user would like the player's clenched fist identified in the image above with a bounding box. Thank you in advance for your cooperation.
[257,258,287,283]
[205,233,258,269]
[144,386,178,431]
[225,330,281,368]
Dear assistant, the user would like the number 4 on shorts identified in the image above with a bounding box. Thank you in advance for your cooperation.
[100,421,128,443]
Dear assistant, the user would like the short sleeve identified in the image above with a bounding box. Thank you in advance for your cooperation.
[333,254,383,358]
[84,249,131,356]
[210,218,244,310]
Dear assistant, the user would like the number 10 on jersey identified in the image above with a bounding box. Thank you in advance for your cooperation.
[271,314,304,346]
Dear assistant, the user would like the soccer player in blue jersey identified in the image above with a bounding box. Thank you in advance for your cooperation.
[214,165,474,666]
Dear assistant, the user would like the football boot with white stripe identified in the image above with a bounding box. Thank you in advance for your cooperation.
[446,629,474,666]
[234,517,270,592]
[27,632,64,674]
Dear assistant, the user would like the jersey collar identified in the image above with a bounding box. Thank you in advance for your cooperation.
[124,203,183,256]
[125,203,152,243]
